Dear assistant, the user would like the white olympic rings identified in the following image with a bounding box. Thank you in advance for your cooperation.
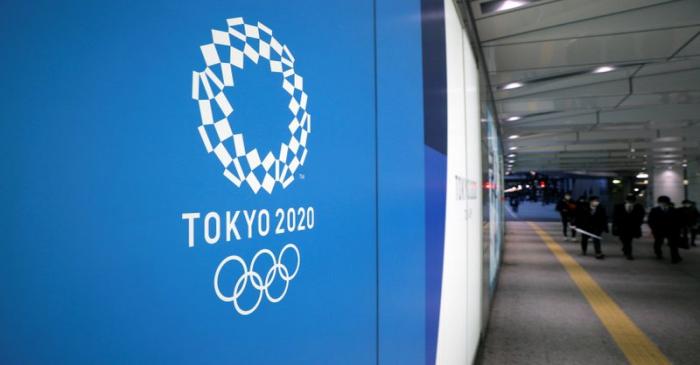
[214,243,300,315]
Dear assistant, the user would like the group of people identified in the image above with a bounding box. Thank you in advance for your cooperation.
[555,192,699,263]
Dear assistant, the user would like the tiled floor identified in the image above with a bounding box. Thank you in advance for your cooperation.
[478,221,700,365]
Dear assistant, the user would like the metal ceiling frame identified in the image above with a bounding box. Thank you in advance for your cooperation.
[470,0,700,174]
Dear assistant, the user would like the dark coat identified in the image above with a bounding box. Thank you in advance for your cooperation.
[648,206,682,237]
[555,199,576,218]
[612,203,645,238]
[576,205,609,235]
[678,206,699,228]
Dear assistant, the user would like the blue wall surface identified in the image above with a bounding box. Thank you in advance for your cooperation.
[0,0,503,364]
[2,1,378,363]
[376,0,427,364]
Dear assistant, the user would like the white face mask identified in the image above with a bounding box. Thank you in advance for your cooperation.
[590,201,600,208]
[564,195,571,200]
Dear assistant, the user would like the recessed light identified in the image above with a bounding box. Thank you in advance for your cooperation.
[507,154,516,158]
[509,134,520,139]
[497,0,528,12]
[502,82,524,90]
[509,146,518,151]
[481,0,539,15]
[507,116,521,122]
[508,160,516,164]
[593,65,616,74]
[636,172,649,179]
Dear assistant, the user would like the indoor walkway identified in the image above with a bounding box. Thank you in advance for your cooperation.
[505,201,560,222]
[479,221,700,365]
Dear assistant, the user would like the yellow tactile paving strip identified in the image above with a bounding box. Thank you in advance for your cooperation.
[528,222,671,365]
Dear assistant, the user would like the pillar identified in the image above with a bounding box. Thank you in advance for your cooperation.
[687,161,700,203]
[652,165,684,205]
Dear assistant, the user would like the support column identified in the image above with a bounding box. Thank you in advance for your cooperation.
[687,161,700,203]
[652,165,684,204]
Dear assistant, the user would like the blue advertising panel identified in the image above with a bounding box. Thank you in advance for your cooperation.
[1,0,501,364]
[1,1,377,363]
[376,0,427,364]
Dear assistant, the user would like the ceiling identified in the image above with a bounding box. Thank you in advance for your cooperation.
[471,0,700,174]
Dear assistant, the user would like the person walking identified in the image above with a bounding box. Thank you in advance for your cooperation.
[509,195,520,213]
[679,200,699,247]
[612,194,645,260]
[648,196,683,263]
[555,192,577,241]
[576,196,608,259]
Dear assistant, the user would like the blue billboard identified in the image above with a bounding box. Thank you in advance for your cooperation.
[1,0,501,364]
[1,1,378,363]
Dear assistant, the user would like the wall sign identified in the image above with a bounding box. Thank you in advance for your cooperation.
[184,17,314,315]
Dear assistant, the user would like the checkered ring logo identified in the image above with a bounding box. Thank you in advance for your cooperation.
[192,17,311,194]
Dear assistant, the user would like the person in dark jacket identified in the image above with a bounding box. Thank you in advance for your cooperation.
[648,196,682,263]
[555,192,577,241]
[509,195,520,213]
[612,194,646,260]
[679,200,699,247]
[576,196,608,259]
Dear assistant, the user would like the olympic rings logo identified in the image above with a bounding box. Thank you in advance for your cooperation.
[214,243,300,315]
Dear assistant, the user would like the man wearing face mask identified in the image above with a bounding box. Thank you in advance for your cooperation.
[612,194,646,260]
[555,192,577,241]
[575,196,608,259]
[679,200,699,247]
[648,196,683,263]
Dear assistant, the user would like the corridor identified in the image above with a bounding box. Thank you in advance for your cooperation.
[479,222,700,364]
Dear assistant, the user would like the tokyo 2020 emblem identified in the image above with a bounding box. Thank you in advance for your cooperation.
[192,17,311,194]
